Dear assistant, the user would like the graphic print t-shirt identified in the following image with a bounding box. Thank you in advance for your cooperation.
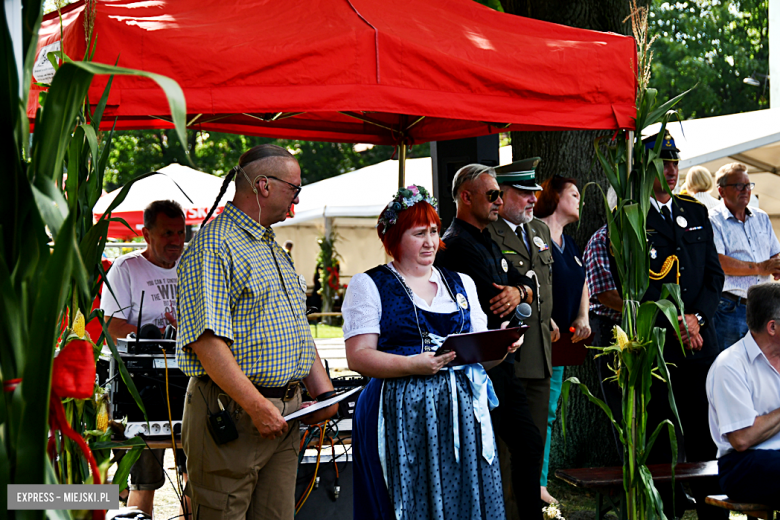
[100,250,178,330]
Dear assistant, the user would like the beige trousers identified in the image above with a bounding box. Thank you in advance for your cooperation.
[182,377,302,520]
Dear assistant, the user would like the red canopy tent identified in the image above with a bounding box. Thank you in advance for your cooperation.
[30,0,637,149]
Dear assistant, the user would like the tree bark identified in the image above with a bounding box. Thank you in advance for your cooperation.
[498,0,649,490]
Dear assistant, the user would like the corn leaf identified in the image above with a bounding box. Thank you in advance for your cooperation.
[30,62,93,188]
[561,377,625,445]
[15,213,79,486]
[645,88,692,128]
[98,316,148,419]
[112,445,144,493]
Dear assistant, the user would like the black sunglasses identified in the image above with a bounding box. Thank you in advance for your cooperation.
[267,175,303,198]
[724,182,755,192]
[486,189,504,203]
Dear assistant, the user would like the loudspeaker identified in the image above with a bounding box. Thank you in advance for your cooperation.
[431,135,501,230]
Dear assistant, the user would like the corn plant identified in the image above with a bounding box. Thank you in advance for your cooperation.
[1,1,187,518]
[560,4,692,520]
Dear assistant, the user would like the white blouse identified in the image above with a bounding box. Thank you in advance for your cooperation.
[342,262,488,340]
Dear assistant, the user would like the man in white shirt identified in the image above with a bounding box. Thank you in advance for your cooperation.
[101,200,186,516]
[709,162,780,352]
[706,282,780,508]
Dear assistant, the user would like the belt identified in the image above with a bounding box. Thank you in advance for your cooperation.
[198,376,302,402]
[722,292,747,305]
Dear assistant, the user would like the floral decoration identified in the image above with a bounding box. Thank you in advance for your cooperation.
[377,185,438,234]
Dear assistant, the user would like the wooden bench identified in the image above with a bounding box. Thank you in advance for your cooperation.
[705,495,775,520]
[555,461,719,519]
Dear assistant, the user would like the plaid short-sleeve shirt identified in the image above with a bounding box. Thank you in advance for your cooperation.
[176,202,315,387]
[584,225,621,322]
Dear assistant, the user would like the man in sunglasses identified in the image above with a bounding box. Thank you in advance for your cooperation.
[486,159,555,494]
[709,162,780,352]
[436,163,542,519]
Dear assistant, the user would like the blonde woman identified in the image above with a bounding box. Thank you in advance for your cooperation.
[684,166,720,210]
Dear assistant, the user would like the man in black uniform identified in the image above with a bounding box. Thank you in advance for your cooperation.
[630,131,725,518]
[436,163,543,518]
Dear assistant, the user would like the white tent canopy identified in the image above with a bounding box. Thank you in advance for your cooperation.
[277,146,513,228]
[645,108,780,175]
[94,163,235,237]
[645,108,780,214]
[273,147,512,283]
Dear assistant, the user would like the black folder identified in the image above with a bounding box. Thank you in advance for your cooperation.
[434,326,527,367]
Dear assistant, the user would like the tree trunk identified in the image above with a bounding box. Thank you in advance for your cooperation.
[499,0,649,490]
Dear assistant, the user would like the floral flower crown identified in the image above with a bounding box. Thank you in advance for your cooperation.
[377,185,438,234]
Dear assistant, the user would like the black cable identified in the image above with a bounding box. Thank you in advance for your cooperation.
[138,435,186,513]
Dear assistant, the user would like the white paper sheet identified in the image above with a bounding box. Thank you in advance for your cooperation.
[283,386,363,421]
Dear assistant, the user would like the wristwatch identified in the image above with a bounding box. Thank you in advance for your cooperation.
[694,313,705,327]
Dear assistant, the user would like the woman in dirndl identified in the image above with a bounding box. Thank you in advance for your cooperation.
[342,185,521,520]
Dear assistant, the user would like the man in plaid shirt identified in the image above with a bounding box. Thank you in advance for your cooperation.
[177,145,338,520]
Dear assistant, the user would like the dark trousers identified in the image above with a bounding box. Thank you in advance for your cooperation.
[489,361,543,519]
[713,296,749,352]
[719,449,780,508]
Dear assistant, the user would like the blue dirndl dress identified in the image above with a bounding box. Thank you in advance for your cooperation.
[352,266,505,520]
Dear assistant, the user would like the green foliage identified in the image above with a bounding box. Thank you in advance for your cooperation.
[471,0,505,12]
[316,233,342,317]
[563,6,692,519]
[2,1,188,514]
[105,129,431,191]
[649,0,769,118]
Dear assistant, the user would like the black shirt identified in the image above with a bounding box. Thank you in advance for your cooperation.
[436,218,533,331]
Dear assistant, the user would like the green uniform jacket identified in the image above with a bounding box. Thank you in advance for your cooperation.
[488,217,554,379]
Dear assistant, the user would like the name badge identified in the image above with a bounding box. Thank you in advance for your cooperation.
[533,236,549,251]
[456,293,469,309]
[501,258,508,272]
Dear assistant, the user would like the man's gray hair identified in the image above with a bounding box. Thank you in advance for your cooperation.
[451,163,496,200]
[715,162,749,187]
[746,283,780,333]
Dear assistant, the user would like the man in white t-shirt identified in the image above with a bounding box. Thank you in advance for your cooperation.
[101,200,186,516]
[706,282,780,508]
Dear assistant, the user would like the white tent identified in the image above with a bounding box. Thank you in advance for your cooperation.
[94,163,235,238]
[274,147,512,283]
[645,108,780,217]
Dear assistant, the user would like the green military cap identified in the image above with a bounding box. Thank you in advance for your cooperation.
[495,157,542,191]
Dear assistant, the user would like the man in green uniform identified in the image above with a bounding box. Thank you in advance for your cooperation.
[488,158,555,477]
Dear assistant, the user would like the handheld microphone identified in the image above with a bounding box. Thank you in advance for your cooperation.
[508,303,532,328]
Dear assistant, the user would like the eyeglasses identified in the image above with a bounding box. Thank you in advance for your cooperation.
[267,175,303,198]
[724,182,755,192]
[486,189,504,203]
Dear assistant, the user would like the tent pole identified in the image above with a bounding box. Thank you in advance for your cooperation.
[398,144,407,188]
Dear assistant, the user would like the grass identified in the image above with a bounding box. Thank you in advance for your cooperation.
[309,323,344,339]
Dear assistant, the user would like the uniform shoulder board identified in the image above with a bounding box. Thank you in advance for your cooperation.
[675,193,704,206]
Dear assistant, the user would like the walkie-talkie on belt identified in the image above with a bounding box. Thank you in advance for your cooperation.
[199,386,238,445]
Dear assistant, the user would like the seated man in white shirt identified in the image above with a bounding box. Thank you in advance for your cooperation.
[706,282,780,508]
